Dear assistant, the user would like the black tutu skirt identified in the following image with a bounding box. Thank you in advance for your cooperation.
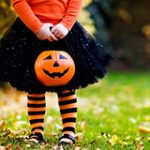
[0,18,112,93]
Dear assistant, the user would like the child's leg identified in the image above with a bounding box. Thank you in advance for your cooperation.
[57,90,77,144]
[27,93,46,141]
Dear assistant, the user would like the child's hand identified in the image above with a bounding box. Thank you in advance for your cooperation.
[35,23,58,42]
[51,23,69,39]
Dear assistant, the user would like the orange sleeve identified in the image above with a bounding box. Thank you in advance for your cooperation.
[60,0,83,30]
[11,0,43,33]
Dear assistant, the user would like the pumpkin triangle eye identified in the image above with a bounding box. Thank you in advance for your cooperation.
[44,55,52,60]
[59,54,67,59]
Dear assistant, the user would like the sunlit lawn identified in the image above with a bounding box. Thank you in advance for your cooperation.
[1,71,150,149]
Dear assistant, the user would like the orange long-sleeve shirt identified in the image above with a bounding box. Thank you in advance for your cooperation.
[11,0,83,33]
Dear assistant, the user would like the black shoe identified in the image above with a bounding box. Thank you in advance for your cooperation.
[28,132,46,145]
[59,134,75,149]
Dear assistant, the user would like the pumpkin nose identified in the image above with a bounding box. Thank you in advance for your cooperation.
[53,61,59,67]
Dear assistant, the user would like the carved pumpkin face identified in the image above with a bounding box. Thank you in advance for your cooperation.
[34,50,75,86]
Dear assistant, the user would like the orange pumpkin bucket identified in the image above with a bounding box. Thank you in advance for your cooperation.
[34,50,75,86]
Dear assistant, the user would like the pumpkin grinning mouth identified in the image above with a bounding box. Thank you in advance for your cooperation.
[43,68,69,79]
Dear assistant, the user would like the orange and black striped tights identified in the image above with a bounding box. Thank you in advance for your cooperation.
[27,90,77,140]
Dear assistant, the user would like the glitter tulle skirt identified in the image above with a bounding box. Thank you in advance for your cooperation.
[0,18,112,93]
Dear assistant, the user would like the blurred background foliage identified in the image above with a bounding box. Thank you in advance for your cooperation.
[0,0,16,35]
[0,0,150,69]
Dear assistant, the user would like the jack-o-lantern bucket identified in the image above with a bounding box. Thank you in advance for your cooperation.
[34,50,75,86]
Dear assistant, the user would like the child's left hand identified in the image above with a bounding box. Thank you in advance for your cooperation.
[51,23,69,39]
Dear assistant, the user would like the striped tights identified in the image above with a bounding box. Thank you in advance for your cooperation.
[27,90,77,141]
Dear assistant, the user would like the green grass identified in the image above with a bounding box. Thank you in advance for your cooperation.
[1,71,150,149]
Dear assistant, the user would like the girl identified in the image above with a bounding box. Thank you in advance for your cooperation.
[0,0,112,147]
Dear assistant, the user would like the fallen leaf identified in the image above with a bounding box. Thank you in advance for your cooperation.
[1,129,11,137]
[135,137,142,142]
[75,132,83,142]
[75,147,81,150]
[142,24,150,38]
[112,128,118,133]
[0,146,5,150]
[138,126,150,134]
[6,144,12,150]
[0,120,4,127]
[81,121,87,130]
[147,137,150,142]
[108,135,119,146]
[125,136,131,140]
[15,144,21,150]
[136,142,144,150]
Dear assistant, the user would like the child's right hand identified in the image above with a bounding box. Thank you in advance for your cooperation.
[35,23,58,42]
